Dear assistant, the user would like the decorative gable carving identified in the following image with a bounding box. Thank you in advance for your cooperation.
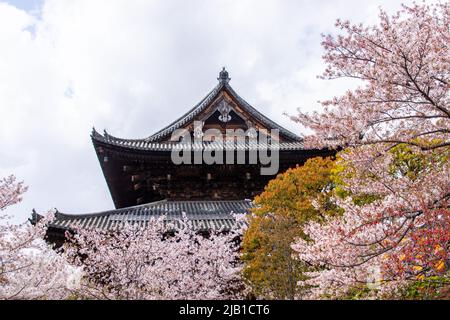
[217,100,232,123]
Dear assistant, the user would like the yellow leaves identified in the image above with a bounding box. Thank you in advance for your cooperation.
[398,254,406,261]
[413,265,425,280]
[412,265,423,272]
[415,274,425,281]
[434,260,445,272]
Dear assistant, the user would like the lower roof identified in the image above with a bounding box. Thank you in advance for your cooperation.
[31,199,253,232]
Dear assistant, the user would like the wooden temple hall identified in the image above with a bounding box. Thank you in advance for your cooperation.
[31,68,333,243]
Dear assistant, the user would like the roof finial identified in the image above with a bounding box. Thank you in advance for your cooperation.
[217,67,230,83]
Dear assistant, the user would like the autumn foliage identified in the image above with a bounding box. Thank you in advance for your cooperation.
[242,157,340,299]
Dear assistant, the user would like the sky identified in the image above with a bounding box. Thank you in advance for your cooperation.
[0,0,433,223]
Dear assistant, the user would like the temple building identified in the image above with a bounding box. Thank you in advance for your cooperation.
[32,68,333,244]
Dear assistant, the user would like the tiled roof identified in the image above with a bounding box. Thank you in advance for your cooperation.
[92,129,305,151]
[32,200,253,232]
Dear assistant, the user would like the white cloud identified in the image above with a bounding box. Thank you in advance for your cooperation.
[0,0,429,222]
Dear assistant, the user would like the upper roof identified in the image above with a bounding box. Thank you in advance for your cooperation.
[92,129,305,151]
[92,68,302,148]
[31,199,252,232]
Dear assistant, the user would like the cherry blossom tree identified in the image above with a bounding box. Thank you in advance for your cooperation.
[64,216,248,300]
[1,175,247,300]
[0,175,75,300]
[290,2,449,299]
[291,2,449,151]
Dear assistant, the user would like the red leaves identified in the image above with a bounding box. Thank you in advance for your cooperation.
[384,207,449,278]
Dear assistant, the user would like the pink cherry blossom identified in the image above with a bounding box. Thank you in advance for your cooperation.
[0,175,74,300]
[291,2,449,299]
[63,216,248,300]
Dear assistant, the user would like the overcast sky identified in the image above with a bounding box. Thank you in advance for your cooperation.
[0,0,432,223]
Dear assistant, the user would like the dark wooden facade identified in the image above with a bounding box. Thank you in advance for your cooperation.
[93,137,333,209]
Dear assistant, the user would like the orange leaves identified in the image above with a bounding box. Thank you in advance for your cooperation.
[434,260,445,272]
